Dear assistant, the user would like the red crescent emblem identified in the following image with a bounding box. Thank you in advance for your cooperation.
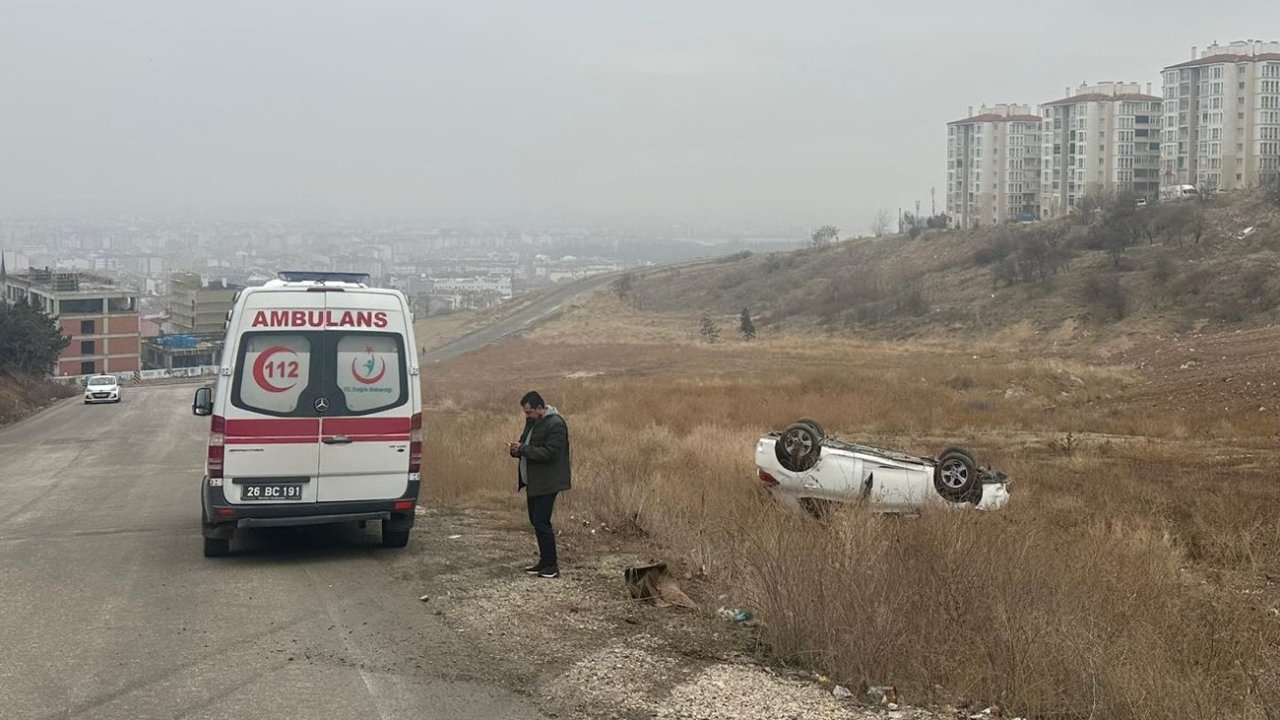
[351,354,386,385]
[252,346,298,393]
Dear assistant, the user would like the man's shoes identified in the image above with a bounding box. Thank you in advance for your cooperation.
[523,562,545,575]
[537,566,560,579]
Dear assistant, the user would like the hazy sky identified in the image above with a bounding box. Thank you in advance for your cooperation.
[0,1,1274,229]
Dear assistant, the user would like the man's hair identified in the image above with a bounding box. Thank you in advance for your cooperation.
[520,391,546,409]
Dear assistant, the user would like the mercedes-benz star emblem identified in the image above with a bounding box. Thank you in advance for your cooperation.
[314,397,330,413]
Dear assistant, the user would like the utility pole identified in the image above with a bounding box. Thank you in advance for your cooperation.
[931,187,936,217]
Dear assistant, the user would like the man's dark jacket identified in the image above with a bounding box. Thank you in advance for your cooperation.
[516,408,572,497]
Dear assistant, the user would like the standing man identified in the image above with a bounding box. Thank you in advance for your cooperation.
[508,391,571,578]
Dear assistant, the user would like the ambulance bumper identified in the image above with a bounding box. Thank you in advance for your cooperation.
[203,478,420,531]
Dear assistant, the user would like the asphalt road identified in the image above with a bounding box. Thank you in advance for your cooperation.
[422,271,623,364]
[0,387,546,719]
[422,257,724,364]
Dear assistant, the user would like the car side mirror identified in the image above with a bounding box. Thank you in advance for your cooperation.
[192,386,214,417]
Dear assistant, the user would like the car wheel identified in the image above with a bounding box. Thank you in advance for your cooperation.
[933,450,979,503]
[775,422,823,472]
[382,528,410,548]
[795,417,827,440]
[937,446,976,466]
[203,537,231,557]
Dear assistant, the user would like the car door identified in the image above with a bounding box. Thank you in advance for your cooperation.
[866,462,931,510]
[315,294,412,503]
[223,329,324,505]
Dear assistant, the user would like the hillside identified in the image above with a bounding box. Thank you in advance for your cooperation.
[0,373,76,427]
[623,188,1280,347]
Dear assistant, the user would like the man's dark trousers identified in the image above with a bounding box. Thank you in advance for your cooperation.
[527,492,558,568]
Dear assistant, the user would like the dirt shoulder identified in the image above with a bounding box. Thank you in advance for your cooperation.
[399,506,957,720]
[0,372,78,428]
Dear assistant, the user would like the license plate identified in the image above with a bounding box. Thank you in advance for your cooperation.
[240,484,303,501]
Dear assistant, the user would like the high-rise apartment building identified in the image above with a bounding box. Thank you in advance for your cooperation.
[1039,82,1163,219]
[1161,40,1280,194]
[946,104,1043,228]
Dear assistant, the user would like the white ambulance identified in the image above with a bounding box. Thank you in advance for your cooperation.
[191,271,422,557]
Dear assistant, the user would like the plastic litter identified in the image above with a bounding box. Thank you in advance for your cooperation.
[716,607,753,623]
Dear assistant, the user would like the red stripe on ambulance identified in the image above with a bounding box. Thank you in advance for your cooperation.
[223,417,409,443]
[324,417,412,441]
[225,418,320,444]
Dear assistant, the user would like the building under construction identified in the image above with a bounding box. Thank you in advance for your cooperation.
[141,273,242,371]
[0,263,141,377]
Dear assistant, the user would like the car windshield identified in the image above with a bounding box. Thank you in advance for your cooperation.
[88,377,115,386]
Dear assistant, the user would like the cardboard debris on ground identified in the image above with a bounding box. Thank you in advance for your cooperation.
[624,563,698,609]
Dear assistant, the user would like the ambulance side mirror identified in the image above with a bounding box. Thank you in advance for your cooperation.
[192,386,214,417]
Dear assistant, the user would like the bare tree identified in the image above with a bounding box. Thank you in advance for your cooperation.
[810,225,839,249]
[871,209,892,237]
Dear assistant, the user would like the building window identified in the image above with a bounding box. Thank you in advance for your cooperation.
[81,320,95,334]
[80,361,95,375]
[81,340,95,355]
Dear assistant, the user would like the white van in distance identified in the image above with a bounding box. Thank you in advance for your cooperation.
[192,271,423,557]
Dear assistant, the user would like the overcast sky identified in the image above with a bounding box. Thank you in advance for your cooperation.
[0,1,1274,229]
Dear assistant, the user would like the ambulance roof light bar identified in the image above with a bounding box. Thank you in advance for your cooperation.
[275,271,370,286]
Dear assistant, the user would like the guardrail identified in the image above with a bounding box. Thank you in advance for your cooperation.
[50,365,221,386]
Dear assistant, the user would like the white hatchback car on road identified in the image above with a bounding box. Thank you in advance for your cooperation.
[83,375,122,405]
[755,419,1011,516]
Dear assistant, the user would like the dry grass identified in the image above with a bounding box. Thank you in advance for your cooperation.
[0,372,77,427]
[422,327,1280,719]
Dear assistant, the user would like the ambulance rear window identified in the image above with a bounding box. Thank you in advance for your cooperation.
[335,333,406,413]
[234,334,313,415]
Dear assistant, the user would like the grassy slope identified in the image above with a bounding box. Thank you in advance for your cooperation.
[629,190,1280,347]
[0,373,77,427]
[416,190,1280,718]
[423,327,1280,719]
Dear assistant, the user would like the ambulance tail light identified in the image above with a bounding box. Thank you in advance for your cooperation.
[409,412,423,473]
[208,415,226,479]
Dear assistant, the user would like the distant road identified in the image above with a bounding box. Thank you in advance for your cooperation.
[423,259,714,364]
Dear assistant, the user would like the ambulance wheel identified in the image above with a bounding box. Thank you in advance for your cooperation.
[203,537,231,557]
[382,527,410,548]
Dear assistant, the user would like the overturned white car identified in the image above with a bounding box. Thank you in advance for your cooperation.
[755,419,1011,516]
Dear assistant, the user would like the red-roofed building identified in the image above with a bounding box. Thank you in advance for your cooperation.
[1038,82,1163,218]
[946,104,1043,228]
[1160,41,1280,194]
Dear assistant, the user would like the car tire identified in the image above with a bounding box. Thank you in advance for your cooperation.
[775,422,823,472]
[382,528,410,548]
[937,446,976,466]
[203,537,231,557]
[933,450,979,503]
[795,417,827,440]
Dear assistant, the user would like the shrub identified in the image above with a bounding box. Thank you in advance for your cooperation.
[1083,272,1128,321]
